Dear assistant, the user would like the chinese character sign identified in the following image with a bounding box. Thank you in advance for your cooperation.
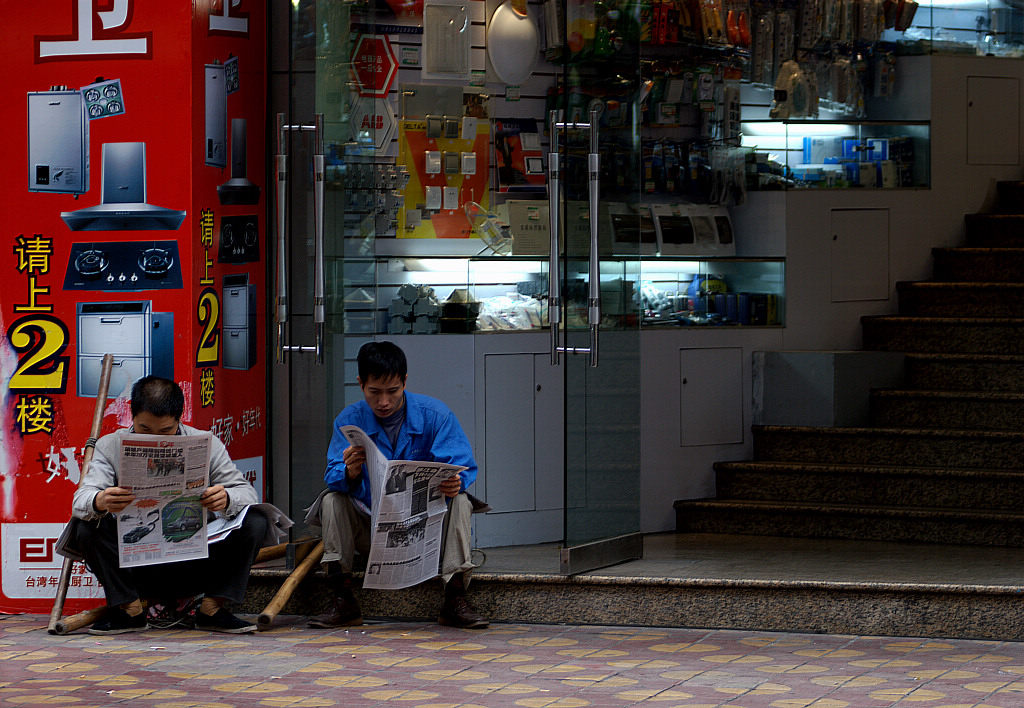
[1,0,267,614]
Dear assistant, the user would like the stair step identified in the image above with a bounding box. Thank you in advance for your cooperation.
[965,213,1024,246]
[243,538,1024,640]
[870,389,1024,431]
[932,247,1024,281]
[897,281,1024,317]
[753,424,1024,468]
[904,352,1024,391]
[862,314,1024,354]
[674,498,1024,546]
[714,460,1024,510]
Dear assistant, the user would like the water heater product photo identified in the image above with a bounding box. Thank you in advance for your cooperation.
[27,89,89,195]
[205,63,227,167]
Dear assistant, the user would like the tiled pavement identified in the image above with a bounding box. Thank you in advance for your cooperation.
[4,614,1024,707]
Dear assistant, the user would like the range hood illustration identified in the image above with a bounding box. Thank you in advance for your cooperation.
[61,142,186,231]
[217,118,260,205]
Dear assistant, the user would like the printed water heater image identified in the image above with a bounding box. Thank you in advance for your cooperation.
[76,300,173,397]
[27,89,89,195]
[217,118,260,204]
[205,63,227,168]
[61,143,186,231]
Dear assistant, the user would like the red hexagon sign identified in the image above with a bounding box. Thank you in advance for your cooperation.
[352,34,398,98]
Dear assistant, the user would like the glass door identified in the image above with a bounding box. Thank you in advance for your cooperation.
[270,0,360,526]
[270,0,642,575]
[548,3,643,573]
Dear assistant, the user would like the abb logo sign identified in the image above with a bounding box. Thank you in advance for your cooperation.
[20,537,58,564]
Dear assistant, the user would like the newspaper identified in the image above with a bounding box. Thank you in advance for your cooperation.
[339,425,466,590]
[115,432,211,568]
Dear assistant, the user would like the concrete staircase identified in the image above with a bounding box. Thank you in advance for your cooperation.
[243,181,1024,641]
[676,180,1024,547]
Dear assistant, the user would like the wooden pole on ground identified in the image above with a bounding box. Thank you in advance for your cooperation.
[47,354,114,635]
[52,606,108,636]
[257,540,324,631]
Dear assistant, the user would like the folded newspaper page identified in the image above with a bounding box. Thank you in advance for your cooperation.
[339,425,466,590]
[116,432,211,568]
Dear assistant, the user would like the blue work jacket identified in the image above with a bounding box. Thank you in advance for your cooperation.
[323,392,478,511]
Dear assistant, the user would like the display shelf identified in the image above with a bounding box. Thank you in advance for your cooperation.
[741,119,930,190]
[327,250,784,334]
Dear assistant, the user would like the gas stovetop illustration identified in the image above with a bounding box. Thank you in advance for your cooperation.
[63,240,183,291]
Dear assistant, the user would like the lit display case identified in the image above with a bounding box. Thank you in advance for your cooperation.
[328,247,784,334]
[741,119,930,190]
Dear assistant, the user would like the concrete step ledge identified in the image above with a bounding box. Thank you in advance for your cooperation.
[243,566,1024,641]
[714,460,1024,509]
[753,424,1024,468]
[675,498,1024,547]
[904,352,1024,391]
[870,388,1024,431]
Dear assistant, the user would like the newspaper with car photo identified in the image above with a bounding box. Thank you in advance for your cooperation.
[115,432,211,568]
[339,425,466,590]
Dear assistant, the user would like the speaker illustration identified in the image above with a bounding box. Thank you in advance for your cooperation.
[218,214,259,263]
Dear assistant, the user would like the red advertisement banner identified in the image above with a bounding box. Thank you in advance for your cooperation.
[1,0,267,613]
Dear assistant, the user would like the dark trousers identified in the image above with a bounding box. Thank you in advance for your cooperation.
[75,511,267,607]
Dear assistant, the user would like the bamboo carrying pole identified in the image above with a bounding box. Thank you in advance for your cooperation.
[254,542,289,565]
[257,540,324,631]
[47,354,115,635]
[52,605,107,636]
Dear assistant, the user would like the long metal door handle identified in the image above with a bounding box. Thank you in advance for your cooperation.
[274,113,288,364]
[549,109,600,367]
[313,114,325,365]
[547,109,562,366]
[275,112,326,365]
[587,106,600,368]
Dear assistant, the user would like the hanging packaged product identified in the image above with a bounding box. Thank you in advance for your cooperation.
[696,67,717,112]
[858,0,884,42]
[700,0,728,43]
[820,0,839,40]
[773,9,796,74]
[797,0,820,49]
[751,11,774,85]
[723,0,752,46]
[894,0,918,31]
[873,51,896,98]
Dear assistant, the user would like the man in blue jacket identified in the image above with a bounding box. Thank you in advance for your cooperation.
[306,341,486,629]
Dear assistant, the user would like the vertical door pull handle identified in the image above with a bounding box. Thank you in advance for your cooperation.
[274,112,326,365]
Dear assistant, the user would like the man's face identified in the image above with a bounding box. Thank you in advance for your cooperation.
[359,374,406,419]
[133,411,179,435]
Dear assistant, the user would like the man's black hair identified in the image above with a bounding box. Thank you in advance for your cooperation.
[357,341,408,382]
[131,376,184,419]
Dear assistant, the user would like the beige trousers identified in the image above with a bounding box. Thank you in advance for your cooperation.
[318,491,475,585]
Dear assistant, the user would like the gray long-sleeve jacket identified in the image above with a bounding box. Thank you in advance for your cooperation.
[72,423,258,521]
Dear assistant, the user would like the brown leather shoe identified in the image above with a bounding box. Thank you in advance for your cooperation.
[308,594,362,628]
[438,594,488,629]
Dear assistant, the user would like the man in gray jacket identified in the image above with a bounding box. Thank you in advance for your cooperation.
[73,376,266,635]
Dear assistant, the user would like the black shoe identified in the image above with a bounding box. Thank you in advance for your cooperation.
[308,593,363,628]
[88,607,148,635]
[195,607,257,634]
[438,595,488,629]
[146,596,199,629]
